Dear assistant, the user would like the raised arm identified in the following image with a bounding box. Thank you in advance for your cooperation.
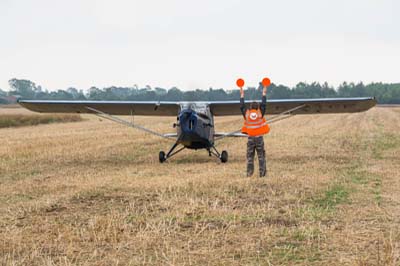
[260,78,270,117]
[237,78,246,118]
[240,86,246,118]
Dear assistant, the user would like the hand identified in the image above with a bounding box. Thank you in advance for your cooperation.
[236,78,245,97]
[261,77,270,96]
[262,86,267,96]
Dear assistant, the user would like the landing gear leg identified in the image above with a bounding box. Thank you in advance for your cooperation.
[207,146,228,163]
[159,142,185,163]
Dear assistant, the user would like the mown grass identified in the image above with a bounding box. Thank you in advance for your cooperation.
[0,114,82,128]
[313,183,350,209]
[372,133,400,159]
[0,107,400,265]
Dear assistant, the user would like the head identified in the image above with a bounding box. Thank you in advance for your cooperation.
[250,101,259,110]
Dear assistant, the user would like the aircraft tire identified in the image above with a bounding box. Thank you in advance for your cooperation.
[159,151,166,163]
[220,150,228,163]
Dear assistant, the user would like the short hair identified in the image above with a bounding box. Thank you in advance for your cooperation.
[250,101,259,110]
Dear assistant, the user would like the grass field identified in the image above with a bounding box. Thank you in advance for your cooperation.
[1,106,399,265]
[0,106,82,128]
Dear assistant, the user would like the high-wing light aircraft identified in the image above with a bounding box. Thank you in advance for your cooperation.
[18,97,376,163]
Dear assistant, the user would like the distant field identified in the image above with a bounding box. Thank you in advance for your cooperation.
[0,104,20,108]
[377,104,400,108]
[0,106,82,128]
[0,106,399,265]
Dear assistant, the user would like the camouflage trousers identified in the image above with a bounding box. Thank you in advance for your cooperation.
[246,136,267,177]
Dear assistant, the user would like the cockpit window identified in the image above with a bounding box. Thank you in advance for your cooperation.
[180,103,209,115]
[197,113,209,119]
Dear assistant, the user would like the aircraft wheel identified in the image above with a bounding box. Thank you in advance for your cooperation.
[159,151,166,163]
[220,150,228,163]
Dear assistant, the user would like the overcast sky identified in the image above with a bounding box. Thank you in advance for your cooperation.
[0,0,399,91]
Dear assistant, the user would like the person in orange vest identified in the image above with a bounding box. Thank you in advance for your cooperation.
[238,78,270,177]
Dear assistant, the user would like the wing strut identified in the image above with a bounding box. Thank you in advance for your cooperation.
[266,104,306,124]
[215,104,307,141]
[85,106,175,141]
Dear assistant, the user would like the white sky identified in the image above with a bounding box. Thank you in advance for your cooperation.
[0,0,399,91]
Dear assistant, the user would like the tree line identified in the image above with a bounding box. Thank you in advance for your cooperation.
[1,78,400,104]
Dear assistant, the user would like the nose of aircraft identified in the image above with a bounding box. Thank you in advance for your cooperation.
[179,109,198,133]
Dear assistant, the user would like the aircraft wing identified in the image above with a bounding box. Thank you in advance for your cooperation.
[18,100,180,116]
[209,97,376,116]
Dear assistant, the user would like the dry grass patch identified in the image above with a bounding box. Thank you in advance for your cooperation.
[0,114,82,128]
[1,107,400,265]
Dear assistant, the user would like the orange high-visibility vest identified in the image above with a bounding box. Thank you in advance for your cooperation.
[241,109,270,137]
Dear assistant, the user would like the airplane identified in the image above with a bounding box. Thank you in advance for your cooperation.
[18,96,376,163]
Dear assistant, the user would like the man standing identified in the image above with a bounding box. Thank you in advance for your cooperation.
[238,78,270,177]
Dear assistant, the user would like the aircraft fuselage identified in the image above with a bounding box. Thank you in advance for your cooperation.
[176,103,215,149]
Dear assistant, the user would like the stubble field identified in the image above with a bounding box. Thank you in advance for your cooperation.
[0,106,399,265]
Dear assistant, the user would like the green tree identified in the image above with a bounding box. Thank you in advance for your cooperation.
[166,87,183,101]
[8,77,400,104]
[8,78,37,98]
[88,86,103,100]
